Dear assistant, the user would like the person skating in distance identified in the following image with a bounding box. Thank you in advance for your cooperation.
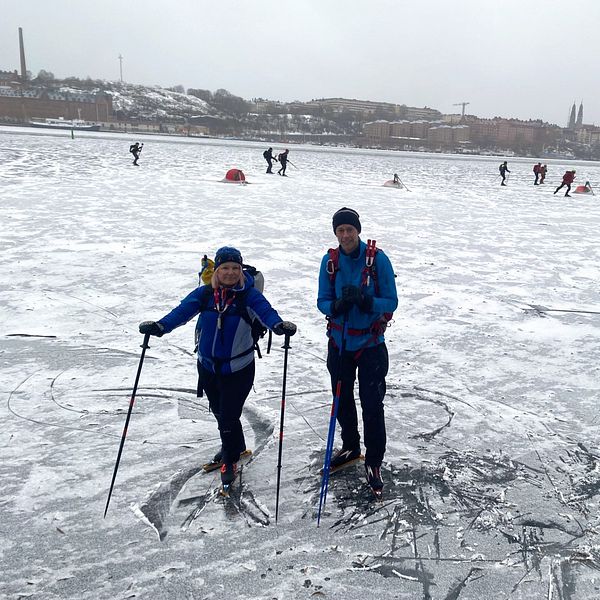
[499,161,510,186]
[129,142,143,166]
[263,147,277,174]
[277,149,289,176]
[554,170,576,197]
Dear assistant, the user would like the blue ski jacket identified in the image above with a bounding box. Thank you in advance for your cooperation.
[158,273,283,374]
[317,240,398,351]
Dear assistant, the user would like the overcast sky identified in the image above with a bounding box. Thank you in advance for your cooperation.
[1,0,598,126]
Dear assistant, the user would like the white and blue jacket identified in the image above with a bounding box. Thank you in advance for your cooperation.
[158,273,282,374]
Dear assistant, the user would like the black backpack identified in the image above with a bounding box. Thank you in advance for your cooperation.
[263,150,269,159]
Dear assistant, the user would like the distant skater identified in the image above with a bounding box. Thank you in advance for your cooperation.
[393,173,400,185]
[263,147,277,174]
[130,142,143,166]
[539,164,548,184]
[554,170,576,197]
[533,162,542,185]
[277,149,289,176]
[499,161,510,186]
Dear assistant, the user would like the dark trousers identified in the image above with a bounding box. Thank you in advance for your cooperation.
[199,361,255,463]
[278,161,287,176]
[132,152,140,165]
[554,182,571,196]
[266,159,274,173]
[534,173,539,185]
[326,342,389,467]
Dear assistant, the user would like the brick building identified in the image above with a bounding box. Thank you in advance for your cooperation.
[363,120,392,140]
[0,87,113,122]
[427,124,470,146]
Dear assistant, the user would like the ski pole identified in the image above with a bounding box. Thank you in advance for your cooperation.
[317,317,348,526]
[288,160,299,170]
[397,176,411,192]
[104,333,151,518]
[275,332,292,523]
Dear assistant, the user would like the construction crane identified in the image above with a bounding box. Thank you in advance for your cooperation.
[453,102,470,118]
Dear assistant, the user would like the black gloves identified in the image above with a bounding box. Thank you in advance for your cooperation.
[335,286,374,314]
[139,321,164,337]
[332,297,353,316]
[273,321,297,336]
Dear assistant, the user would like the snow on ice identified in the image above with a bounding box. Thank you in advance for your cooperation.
[2,126,600,599]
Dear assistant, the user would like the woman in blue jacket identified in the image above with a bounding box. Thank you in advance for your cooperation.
[139,247,296,486]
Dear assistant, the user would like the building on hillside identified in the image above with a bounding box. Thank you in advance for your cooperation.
[0,70,19,86]
[363,120,391,140]
[468,120,499,145]
[0,87,113,122]
[402,106,442,120]
[306,97,441,120]
[251,100,284,114]
[575,125,600,146]
[466,118,556,150]
[389,120,435,140]
[427,124,470,146]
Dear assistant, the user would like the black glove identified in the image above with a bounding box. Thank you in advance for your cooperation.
[273,321,297,336]
[332,297,353,316]
[342,285,373,313]
[139,321,164,337]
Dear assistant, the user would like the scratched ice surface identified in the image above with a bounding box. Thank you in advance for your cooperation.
[2,126,600,599]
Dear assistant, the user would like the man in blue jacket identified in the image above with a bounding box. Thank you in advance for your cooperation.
[317,207,398,495]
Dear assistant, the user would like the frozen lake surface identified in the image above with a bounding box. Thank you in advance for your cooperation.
[2,127,600,599]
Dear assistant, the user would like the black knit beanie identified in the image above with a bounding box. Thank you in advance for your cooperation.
[332,207,361,233]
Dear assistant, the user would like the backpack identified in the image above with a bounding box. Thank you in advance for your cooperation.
[263,150,269,159]
[129,144,136,153]
[196,262,271,358]
[326,239,393,356]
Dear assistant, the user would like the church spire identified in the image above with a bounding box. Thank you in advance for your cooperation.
[568,102,576,129]
[576,100,583,127]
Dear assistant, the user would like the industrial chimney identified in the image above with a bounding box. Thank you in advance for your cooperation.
[19,27,27,81]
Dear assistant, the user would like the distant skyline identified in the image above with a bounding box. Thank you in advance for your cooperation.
[1,1,599,126]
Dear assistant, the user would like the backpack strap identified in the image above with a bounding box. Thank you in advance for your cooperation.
[326,247,339,283]
[198,285,269,359]
[325,240,394,356]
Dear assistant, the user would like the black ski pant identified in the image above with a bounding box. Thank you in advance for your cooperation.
[278,161,287,176]
[199,360,255,464]
[266,159,274,173]
[132,151,140,165]
[554,182,571,196]
[326,342,389,467]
